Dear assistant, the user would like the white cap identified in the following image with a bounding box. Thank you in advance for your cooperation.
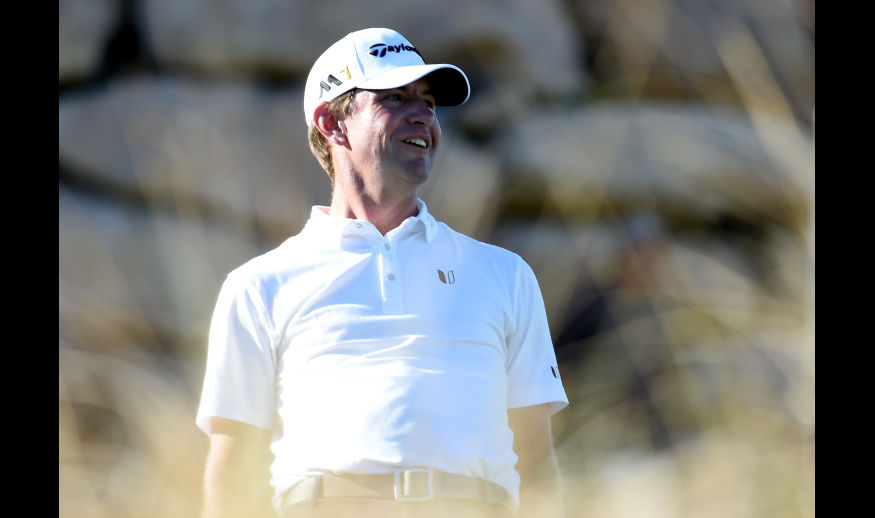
[304,28,471,126]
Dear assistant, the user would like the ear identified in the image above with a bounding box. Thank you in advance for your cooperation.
[313,103,349,147]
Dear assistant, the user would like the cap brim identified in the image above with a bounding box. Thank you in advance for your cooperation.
[358,64,470,106]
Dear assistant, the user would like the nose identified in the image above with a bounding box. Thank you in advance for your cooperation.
[406,96,436,126]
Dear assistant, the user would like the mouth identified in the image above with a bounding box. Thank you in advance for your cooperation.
[402,137,429,149]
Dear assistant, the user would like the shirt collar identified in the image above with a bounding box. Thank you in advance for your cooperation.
[304,198,438,244]
[415,199,438,243]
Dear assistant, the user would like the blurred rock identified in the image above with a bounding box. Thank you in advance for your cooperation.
[499,102,813,227]
[588,452,682,518]
[59,345,206,518]
[496,218,770,329]
[59,0,120,82]
[490,219,625,330]
[58,75,332,243]
[570,0,814,122]
[559,429,813,518]
[140,0,586,98]
[761,225,813,322]
[419,134,503,240]
[59,185,263,359]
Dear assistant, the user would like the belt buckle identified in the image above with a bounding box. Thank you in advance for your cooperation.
[394,469,435,501]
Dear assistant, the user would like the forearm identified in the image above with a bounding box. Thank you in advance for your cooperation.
[510,404,565,518]
[202,420,276,518]
[202,460,274,518]
[202,455,275,518]
[517,448,564,518]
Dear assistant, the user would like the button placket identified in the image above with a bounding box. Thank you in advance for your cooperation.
[379,237,403,313]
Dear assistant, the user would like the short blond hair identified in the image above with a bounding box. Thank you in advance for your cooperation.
[308,90,358,183]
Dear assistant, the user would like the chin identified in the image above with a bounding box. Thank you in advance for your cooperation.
[407,170,429,186]
[401,163,431,184]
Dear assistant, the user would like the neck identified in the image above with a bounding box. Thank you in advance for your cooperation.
[329,187,419,235]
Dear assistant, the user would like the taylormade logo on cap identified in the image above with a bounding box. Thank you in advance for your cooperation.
[368,43,422,58]
[304,28,470,126]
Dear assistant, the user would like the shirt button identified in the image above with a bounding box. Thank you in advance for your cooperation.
[384,243,391,251]
[355,223,363,230]
[387,274,396,281]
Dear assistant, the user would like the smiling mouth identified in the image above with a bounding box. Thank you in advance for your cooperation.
[403,137,428,149]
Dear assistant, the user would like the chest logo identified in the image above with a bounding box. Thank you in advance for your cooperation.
[437,269,455,285]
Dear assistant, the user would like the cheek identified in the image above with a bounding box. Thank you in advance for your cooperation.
[432,118,442,151]
[348,118,379,149]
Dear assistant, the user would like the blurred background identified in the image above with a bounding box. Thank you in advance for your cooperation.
[59,1,814,517]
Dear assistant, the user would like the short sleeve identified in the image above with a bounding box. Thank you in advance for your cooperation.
[196,274,277,434]
[505,259,569,415]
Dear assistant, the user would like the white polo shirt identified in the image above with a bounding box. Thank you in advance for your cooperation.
[196,200,568,511]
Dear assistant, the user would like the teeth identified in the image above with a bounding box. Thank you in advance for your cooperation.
[404,138,427,148]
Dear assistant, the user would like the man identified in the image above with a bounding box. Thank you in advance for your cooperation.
[197,28,568,518]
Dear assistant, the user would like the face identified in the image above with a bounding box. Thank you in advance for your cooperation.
[338,78,441,194]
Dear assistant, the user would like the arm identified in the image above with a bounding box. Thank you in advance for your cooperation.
[509,403,564,518]
[202,417,276,518]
